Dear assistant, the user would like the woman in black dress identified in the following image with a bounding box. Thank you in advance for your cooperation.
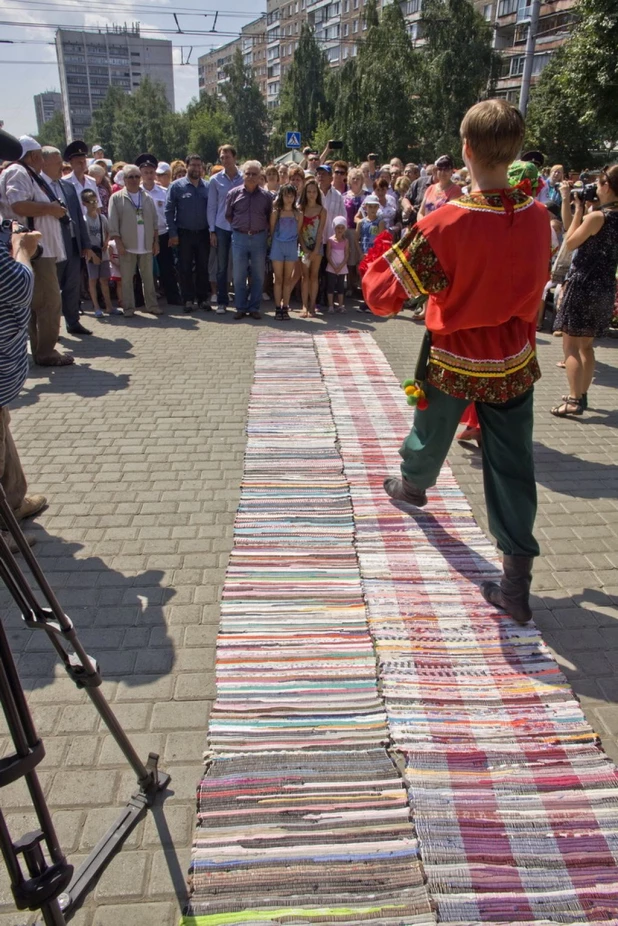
[552,164,618,416]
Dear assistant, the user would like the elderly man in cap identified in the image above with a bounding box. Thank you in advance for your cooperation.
[137,153,180,305]
[155,162,172,190]
[64,140,101,209]
[41,146,94,336]
[0,135,74,366]
[108,164,160,317]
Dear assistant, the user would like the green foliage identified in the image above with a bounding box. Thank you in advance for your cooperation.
[329,0,419,162]
[310,118,337,156]
[36,110,66,151]
[187,94,232,163]
[417,0,497,159]
[273,24,331,154]
[86,85,128,162]
[221,48,270,161]
[526,0,618,165]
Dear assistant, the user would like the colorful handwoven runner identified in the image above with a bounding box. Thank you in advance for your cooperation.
[183,332,618,925]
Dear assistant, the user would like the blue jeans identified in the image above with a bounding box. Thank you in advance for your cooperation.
[231,230,267,315]
[215,227,233,306]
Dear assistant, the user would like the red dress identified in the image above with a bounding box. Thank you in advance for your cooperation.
[362,189,551,403]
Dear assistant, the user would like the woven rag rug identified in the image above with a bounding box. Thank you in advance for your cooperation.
[182,331,618,926]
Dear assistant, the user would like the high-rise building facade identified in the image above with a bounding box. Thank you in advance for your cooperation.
[198,0,575,111]
[33,91,63,133]
[56,25,175,143]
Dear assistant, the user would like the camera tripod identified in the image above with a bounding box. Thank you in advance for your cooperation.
[0,486,170,924]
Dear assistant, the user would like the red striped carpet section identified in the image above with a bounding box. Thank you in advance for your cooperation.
[181,334,435,926]
[316,331,618,923]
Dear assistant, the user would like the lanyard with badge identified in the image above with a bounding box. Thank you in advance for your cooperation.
[129,191,144,227]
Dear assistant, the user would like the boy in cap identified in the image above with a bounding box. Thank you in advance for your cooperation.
[363,99,551,625]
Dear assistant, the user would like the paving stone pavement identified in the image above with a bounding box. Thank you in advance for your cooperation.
[0,302,616,924]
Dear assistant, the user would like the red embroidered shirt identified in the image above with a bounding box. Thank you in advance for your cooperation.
[362,188,552,403]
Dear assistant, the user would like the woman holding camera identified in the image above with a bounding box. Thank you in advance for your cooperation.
[551,164,618,416]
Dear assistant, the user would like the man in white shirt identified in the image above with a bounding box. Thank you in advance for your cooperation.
[0,135,74,366]
[137,152,180,305]
[63,140,101,210]
[316,165,344,307]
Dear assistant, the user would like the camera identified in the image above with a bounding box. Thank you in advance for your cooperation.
[571,182,597,205]
[58,210,71,227]
[0,219,43,259]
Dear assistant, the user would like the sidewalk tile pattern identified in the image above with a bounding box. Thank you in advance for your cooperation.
[182,334,435,925]
[317,332,618,923]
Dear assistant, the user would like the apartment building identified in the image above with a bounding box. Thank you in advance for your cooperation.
[33,91,63,133]
[197,0,575,108]
[485,0,575,103]
[56,25,175,142]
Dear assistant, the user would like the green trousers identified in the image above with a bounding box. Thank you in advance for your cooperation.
[399,383,539,557]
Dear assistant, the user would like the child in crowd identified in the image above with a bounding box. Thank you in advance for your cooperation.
[270,183,303,320]
[325,216,349,313]
[108,238,123,309]
[356,195,385,312]
[81,190,122,318]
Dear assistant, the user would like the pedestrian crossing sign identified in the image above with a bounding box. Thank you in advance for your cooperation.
[286,131,301,149]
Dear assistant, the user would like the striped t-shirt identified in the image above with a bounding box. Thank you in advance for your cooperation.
[0,242,33,407]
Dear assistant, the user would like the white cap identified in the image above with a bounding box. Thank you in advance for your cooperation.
[333,215,347,227]
[364,194,380,205]
[115,169,125,187]
[19,135,41,157]
[156,161,171,174]
[92,144,104,153]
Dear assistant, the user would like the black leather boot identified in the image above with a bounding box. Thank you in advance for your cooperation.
[481,554,534,625]
[383,475,427,507]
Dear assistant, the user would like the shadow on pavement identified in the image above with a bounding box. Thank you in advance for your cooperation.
[1,527,176,692]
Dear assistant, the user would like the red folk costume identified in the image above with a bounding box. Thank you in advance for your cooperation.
[363,188,551,403]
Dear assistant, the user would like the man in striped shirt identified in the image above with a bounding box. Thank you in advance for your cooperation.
[0,223,48,530]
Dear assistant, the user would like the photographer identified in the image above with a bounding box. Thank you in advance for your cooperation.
[551,165,618,416]
[0,127,48,543]
[0,136,73,366]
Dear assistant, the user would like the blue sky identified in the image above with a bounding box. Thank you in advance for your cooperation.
[0,0,262,137]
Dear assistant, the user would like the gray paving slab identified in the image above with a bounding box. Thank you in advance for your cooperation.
[0,299,616,923]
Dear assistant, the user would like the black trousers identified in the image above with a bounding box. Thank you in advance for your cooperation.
[158,232,180,304]
[177,228,210,303]
[56,238,82,329]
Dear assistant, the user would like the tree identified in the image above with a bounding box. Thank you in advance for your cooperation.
[187,94,233,163]
[526,0,618,165]
[86,86,129,162]
[330,0,420,162]
[36,110,66,151]
[273,23,331,153]
[220,48,270,161]
[110,77,183,163]
[417,0,497,159]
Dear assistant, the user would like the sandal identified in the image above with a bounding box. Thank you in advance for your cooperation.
[37,354,74,367]
[562,392,588,410]
[556,361,566,368]
[550,397,583,417]
[300,309,309,318]
[281,305,290,320]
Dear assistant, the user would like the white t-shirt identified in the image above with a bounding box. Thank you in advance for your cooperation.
[126,191,147,254]
[321,185,344,245]
[142,183,167,235]
[0,164,66,262]
[65,172,102,212]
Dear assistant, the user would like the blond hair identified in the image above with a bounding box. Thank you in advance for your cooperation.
[460,99,525,169]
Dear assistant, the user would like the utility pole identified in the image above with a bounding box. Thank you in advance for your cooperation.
[518,0,541,116]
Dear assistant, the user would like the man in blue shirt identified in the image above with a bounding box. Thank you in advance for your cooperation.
[206,144,243,314]
[165,154,210,313]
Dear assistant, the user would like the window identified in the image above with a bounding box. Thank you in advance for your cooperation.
[267,44,280,60]
[510,55,525,75]
[354,0,359,9]
[344,0,349,9]
[362,15,368,28]
[498,0,517,14]
[483,2,492,18]
[408,21,418,39]
[343,21,349,34]
[327,46,340,61]
[532,51,552,74]
[516,0,531,20]
[353,17,359,30]
[343,44,349,58]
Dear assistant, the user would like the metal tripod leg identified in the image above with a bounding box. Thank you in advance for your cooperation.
[0,486,171,919]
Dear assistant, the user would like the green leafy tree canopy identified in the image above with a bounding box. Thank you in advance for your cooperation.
[221,48,270,161]
[274,23,331,153]
[36,109,67,151]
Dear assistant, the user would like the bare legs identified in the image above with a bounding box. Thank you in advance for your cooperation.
[272,260,284,307]
[564,333,595,398]
[300,255,321,317]
[88,278,114,314]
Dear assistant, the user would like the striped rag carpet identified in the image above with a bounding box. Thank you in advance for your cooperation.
[182,331,618,925]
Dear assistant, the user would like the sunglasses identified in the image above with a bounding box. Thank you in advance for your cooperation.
[308,156,319,161]
[245,171,260,177]
[334,170,346,175]
[125,174,140,179]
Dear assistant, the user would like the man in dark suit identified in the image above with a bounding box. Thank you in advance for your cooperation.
[41,145,93,335]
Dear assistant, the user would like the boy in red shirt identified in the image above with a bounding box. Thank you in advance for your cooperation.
[363,100,551,625]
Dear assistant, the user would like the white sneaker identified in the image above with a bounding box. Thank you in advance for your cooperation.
[210,293,218,306]
[216,305,226,315]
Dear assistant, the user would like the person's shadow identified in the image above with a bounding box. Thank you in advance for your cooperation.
[0,528,176,691]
